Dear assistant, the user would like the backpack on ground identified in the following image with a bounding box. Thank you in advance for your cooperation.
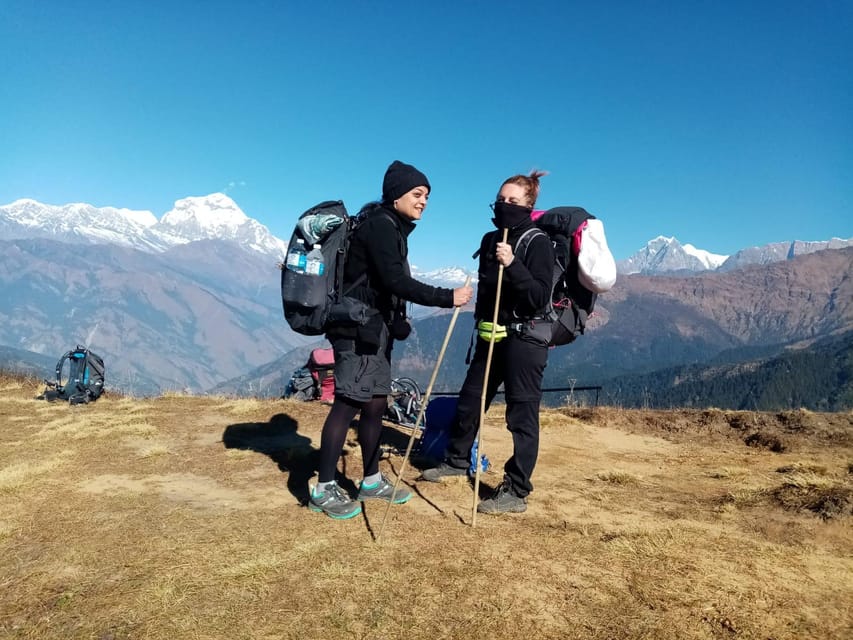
[281,200,383,336]
[517,206,616,346]
[384,377,424,428]
[307,347,335,402]
[283,367,316,401]
[283,347,336,402]
[418,396,489,473]
[42,345,105,404]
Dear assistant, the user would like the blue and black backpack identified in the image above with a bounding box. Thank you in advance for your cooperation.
[43,345,105,404]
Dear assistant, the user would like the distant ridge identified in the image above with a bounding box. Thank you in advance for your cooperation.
[618,235,853,276]
[718,237,853,272]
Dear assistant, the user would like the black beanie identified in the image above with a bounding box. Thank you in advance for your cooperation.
[382,160,431,204]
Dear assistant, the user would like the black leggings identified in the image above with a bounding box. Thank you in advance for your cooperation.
[317,395,387,483]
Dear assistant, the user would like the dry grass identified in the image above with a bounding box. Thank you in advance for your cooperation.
[1,372,852,639]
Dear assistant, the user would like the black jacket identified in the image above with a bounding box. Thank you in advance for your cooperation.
[332,203,454,340]
[474,219,554,325]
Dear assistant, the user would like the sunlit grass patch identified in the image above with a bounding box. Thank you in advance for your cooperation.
[143,572,200,611]
[214,398,268,416]
[160,389,193,398]
[539,411,573,429]
[94,421,158,438]
[596,470,642,485]
[35,412,158,440]
[600,526,682,556]
[219,552,286,578]
[0,455,68,492]
[720,486,769,508]
[775,471,834,490]
[776,462,828,475]
[707,467,749,479]
[0,520,16,540]
[225,448,256,459]
[111,397,154,413]
[137,444,171,458]
[718,471,853,520]
[771,472,853,520]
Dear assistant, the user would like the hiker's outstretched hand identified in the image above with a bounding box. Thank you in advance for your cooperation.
[453,285,473,307]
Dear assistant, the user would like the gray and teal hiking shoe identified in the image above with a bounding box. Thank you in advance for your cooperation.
[420,462,469,483]
[309,482,362,520]
[477,481,527,514]
[357,475,412,504]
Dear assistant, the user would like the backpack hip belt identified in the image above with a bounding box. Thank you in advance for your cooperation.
[507,317,553,346]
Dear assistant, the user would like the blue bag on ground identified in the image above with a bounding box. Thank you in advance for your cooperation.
[420,396,488,473]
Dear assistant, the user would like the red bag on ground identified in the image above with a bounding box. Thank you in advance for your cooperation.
[308,348,335,402]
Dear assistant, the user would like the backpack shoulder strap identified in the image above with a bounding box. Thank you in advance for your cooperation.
[54,349,73,391]
[472,230,499,260]
[514,227,548,261]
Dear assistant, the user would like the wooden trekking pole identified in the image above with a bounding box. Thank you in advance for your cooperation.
[472,228,509,527]
[375,274,472,543]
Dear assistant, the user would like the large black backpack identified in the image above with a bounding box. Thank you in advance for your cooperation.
[44,345,105,404]
[516,206,615,346]
[281,200,352,335]
[280,200,400,336]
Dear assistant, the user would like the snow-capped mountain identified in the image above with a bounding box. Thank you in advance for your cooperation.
[158,194,287,256]
[411,265,473,287]
[617,236,728,275]
[0,198,170,251]
[718,238,853,272]
[0,194,287,258]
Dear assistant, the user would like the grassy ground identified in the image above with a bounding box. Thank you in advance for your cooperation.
[1,373,851,639]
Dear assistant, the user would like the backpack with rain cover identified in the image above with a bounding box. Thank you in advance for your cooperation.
[280,200,374,336]
[43,345,105,404]
[515,207,616,346]
[284,348,336,402]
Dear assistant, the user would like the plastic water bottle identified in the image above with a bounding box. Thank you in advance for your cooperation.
[305,244,325,276]
[285,239,307,273]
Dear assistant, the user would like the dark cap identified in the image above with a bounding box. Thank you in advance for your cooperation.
[382,160,431,204]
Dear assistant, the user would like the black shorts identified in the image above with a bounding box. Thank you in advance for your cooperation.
[332,325,392,403]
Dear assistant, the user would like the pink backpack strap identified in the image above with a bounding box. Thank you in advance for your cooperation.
[572,219,588,255]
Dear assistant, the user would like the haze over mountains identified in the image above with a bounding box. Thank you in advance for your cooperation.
[1,194,851,408]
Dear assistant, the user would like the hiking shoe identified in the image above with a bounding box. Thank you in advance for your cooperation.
[309,482,362,520]
[357,475,412,504]
[420,462,469,483]
[477,481,527,514]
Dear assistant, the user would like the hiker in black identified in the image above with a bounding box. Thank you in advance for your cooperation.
[421,171,554,515]
[309,160,474,519]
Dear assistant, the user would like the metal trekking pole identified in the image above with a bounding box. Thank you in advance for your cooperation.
[472,228,508,527]
[375,274,472,543]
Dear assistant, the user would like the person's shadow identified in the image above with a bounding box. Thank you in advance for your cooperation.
[222,413,318,506]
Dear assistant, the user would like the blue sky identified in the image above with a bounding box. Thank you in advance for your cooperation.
[1,1,851,271]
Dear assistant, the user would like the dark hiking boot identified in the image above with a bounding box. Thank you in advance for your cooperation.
[357,475,412,504]
[309,482,362,520]
[420,462,469,483]
[477,481,527,514]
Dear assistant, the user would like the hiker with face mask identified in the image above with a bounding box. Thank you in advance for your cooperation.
[420,171,554,514]
[309,160,474,519]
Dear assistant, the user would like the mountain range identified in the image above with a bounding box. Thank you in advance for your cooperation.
[615,234,853,275]
[2,194,852,408]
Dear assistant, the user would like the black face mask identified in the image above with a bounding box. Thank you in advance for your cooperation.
[491,201,532,230]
